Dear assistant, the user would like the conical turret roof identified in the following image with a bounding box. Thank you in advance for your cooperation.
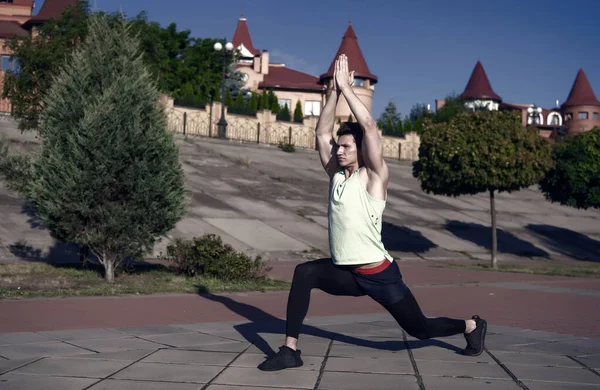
[319,24,377,85]
[232,16,260,56]
[459,61,502,102]
[562,68,600,108]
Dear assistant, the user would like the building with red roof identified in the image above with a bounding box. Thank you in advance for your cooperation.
[232,17,376,121]
[0,0,78,113]
[437,60,599,138]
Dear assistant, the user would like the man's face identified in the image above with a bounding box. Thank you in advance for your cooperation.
[336,134,358,167]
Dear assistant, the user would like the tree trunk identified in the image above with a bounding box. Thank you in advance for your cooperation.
[490,189,498,269]
[101,251,116,283]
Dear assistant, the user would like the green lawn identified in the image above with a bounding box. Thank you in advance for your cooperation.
[0,262,290,299]
[438,262,600,278]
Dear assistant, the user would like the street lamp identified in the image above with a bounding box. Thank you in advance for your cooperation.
[527,104,542,126]
[214,39,234,139]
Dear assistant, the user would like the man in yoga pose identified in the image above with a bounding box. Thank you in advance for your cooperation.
[258,54,487,371]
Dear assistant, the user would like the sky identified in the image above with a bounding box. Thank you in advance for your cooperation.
[36,0,600,119]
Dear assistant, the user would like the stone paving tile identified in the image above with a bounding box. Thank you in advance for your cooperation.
[233,352,322,371]
[246,341,329,357]
[524,380,600,390]
[206,386,305,390]
[491,350,581,367]
[112,361,222,384]
[69,336,165,353]
[577,354,600,370]
[324,355,413,375]
[408,342,494,364]
[421,376,518,389]
[500,329,590,342]
[11,356,131,378]
[177,321,246,332]
[0,341,91,359]
[111,325,193,337]
[0,373,97,390]
[212,366,318,389]
[65,349,155,361]
[416,360,512,380]
[509,339,600,356]
[141,349,238,366]
[327,342,407,358]
[184,341,249,353]
[88,379,199,389]
[0,357,38,375]
[318,372,419,390]
[142,332,235,348]
[37,328,126,341]
[0,332,55,346]
[504,363,600,384]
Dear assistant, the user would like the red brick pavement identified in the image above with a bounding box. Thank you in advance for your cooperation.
[1,261,598,338]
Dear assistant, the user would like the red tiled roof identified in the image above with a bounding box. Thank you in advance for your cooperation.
[561,68,600,108]
[319,24,377,85]
[459,61,502,102]
[23,0,77,26]
[0,20,29,38]
[232,16,260,56]
[259,65,324,92]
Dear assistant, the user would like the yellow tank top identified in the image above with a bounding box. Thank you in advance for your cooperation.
[328,167,393,265]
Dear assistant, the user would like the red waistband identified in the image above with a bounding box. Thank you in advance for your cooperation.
[354,260,391,275]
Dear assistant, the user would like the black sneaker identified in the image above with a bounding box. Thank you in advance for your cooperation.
[462,315,487,356]
[257,346,303,371]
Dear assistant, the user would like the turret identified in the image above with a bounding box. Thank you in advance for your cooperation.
[561,68,600,134]
[319,23,377,122]
[459,61,502,111]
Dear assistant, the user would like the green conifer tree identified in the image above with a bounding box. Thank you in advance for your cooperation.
[26,14,186,282]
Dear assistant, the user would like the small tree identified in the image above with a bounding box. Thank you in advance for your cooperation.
[269,90,279,114]
[224,89,234,108]
[293,101,303,123]
[212,87,221,102]
[277,103,291,122]
[539,128,600,209]
[378,100,401,135]
[259,90,269,110]
[232,92,245,114]
[434,93,467,123]
[246,92,258,115]
[413,110,552,268]
[26,14,186,282]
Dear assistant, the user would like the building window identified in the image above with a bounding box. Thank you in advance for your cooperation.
[565,113,573,121]
[548,113,561,126]
[352,77,365,87]
[278,99,291,110]
[579,112,589,120]
[594,113,599,120]
[1,55,18,73]
[304,100,321,116]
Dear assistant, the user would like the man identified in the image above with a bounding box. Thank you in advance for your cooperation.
[257,54,487,371]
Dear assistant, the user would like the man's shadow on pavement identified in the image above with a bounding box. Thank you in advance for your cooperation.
[200,292,463,358]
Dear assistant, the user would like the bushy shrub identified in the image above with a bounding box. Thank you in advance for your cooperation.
[278,142,295,153]
[163,234,271,281]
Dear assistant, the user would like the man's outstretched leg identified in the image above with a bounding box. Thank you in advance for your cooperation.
[258,258,365,371]
[352,260,487,356]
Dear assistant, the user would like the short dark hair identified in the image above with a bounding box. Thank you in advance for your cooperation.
[336,122,363,149]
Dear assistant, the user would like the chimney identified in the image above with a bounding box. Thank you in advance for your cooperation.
[253,55,261,73]
[261,50,269,75]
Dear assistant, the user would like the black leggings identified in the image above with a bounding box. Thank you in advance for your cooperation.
[286,258,466,339]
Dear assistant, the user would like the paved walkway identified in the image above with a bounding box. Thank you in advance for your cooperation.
[1,262,600,389]
[1,314,599,389]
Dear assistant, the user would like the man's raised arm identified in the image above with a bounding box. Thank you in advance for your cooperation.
[315,62,341,178]
[336,54,388,182]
